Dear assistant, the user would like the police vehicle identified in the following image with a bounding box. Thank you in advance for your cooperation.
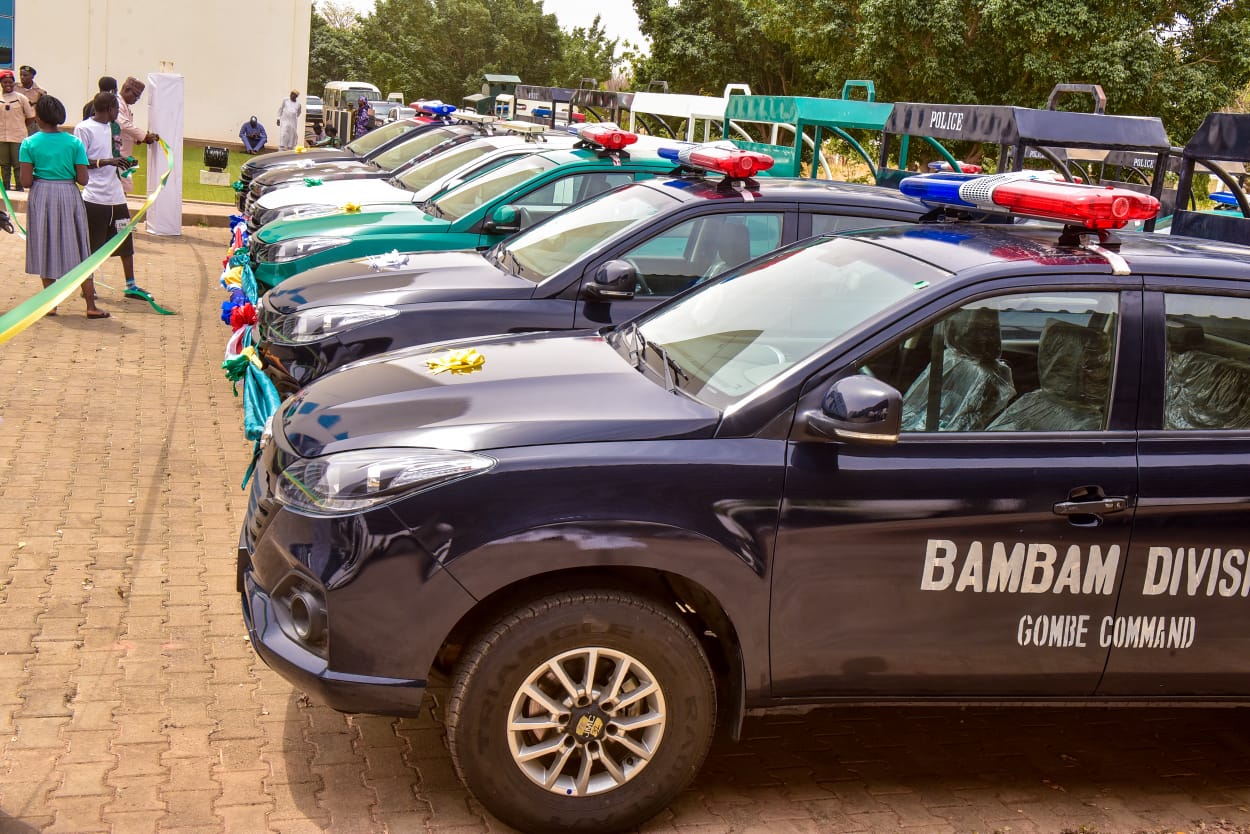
[255,143,934,396]
[247,125,693,289]
[248,120,576,232]
[241,104,473,216]
[236,115,432,210]
[240,172,1250,833]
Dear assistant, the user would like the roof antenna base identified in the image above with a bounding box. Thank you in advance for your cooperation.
[1059,225,1122,250]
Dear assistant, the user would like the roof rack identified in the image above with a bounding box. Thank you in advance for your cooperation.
[880,84,1174,231]
[1171,112,1250,245]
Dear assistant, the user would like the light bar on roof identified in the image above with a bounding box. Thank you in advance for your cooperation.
[658,142,775,178]
[416,100,456,117]
[496,120,548,136]
[899,172,1161,230]
[927,161,983,173]
[573,123,638,151]
[455,111,496,125]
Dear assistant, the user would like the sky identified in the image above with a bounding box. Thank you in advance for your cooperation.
[328,0,648,50]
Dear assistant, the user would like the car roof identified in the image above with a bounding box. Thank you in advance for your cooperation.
[642,175,931,215]
[839,222,1250,281]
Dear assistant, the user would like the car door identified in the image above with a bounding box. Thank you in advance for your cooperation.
[572,208,789,328]
[771,281,1143,697]
[504,169,641,231]
[1099,283,1250,695]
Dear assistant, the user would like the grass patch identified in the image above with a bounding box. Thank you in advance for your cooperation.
[129,140,257,205]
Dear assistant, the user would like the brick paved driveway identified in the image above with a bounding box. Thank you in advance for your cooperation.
[3,227,1250,833]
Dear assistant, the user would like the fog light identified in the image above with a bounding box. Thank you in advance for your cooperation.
[288,589,326,645]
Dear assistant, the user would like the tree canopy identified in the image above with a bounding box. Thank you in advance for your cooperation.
[309,0,1250,142]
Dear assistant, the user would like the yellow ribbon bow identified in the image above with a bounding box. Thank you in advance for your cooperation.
[426,348,485,375]
[294,145,308,153]
[241,345,264,369]
[343,202,362,213]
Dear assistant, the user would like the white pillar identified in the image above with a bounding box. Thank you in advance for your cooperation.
[145,72,184,236]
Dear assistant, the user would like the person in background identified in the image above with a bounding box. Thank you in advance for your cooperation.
[74,92,148,301]
[277,90,301,150]
[83,76,117,120]
[312,123,339,148]
[353,95,373,140]
[17,66,44,131]
[19,95,107,318]
[239,116,267,154]
[116,76,158,196]
[0,69,36,192]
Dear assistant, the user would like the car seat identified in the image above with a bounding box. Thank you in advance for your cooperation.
[987,319,1111,431]
[900,307,1016,431]
[1164,330,1250,429]
[697,220,751,285]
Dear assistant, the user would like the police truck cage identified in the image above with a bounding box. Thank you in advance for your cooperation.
[627,83,752,143]
[570,87,636,127]
[721,81,955,182]
[880,83,1174,231]
[508,85,582,127]
[1172,112,1250,246]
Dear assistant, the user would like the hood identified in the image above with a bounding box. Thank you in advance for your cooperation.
[255,159,379,187]
[257,178,413,212]
[243,148,352,176]
[280,333,720,457]
[265,250,530,311]
[258,204,448,243]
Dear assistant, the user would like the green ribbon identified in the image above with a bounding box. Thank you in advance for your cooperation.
[0,139,174,344]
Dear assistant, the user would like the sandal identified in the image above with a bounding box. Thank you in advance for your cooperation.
[86,310,111,319]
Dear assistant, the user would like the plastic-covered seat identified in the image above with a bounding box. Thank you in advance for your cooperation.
[1165,350,1250,429]
[901,307,1015,431]
[988,319,1111,432]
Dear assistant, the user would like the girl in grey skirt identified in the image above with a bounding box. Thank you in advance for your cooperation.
[18,95,107,318]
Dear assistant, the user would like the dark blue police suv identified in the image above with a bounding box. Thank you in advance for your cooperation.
[240,175,1250,833]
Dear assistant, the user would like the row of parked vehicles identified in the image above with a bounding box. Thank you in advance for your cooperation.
[231,81,1250,833]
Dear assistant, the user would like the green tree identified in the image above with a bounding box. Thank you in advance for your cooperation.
[553,15,620,88]
[307,6,368,96]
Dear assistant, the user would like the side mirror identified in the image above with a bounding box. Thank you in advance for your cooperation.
[584,260,637,301]
[483,204,520,234]
[801,376,901,444]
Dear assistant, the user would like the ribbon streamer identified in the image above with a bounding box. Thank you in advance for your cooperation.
[426,347,486,375]
[0,139,174,344]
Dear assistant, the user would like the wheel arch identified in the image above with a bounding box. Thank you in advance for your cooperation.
[434,564,751,739]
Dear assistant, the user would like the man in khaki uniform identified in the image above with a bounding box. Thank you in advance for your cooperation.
[0,69,35,191]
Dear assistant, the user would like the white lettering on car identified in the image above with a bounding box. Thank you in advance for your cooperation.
[927,111,965,132]
[1143,547,1250,596]
[921,539,1120,594]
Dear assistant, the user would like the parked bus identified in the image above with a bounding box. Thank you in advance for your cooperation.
[323,80,382,141]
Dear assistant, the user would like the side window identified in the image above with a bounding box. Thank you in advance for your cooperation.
[616,212,783,297]
[1164,293,1250,430]
[515,172,636,209]
[809,214,912,237]
[861,291,1120,432]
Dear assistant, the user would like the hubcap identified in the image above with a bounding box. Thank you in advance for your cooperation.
[507,646,666,797]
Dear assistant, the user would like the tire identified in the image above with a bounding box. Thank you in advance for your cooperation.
[447,589,716,834]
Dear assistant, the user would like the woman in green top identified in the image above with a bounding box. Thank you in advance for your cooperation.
[19,95,107,318]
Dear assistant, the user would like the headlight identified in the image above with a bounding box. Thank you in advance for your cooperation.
[276,448,495,515]
[265,304,398,344]
[265,237,350,263]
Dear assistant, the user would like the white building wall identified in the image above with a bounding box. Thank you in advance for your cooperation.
[15,0,311,146]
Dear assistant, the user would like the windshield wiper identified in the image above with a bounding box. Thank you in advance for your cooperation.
[421,200,446,219]
[634,328,686,391]
[617,321,643,370]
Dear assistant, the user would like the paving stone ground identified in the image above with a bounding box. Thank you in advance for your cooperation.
[4,223,1250,833]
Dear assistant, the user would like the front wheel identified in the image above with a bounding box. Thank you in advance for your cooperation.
[447,589,716,834]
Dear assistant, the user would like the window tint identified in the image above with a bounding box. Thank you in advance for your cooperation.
[1164,293,1250,430]
[619,213,783,296]
[809,214,911,237]
[514,172,636,210]
[861,292,1120,432]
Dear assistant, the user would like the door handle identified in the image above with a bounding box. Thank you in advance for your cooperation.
[1053,496,1128,516]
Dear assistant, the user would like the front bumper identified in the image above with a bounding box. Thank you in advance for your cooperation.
[240,556,427,715]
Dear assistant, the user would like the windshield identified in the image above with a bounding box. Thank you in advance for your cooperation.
[372,127,460,171]
[633,236,947,408]
[428,155,557,221]
[503,184,675,283]
[348,119,418,156]
[395,142,499,192]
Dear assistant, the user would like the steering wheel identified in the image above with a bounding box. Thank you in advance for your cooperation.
[756,344,786,365]
[629,262,652,295]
